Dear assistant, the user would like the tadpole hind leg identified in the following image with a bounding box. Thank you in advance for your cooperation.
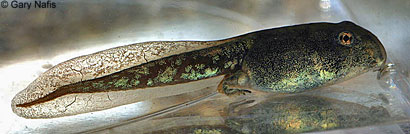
[217,71,252,96]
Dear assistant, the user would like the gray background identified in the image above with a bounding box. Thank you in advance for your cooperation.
[0,0,409,133]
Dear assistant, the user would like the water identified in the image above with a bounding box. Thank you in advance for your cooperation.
[1,0,409,133]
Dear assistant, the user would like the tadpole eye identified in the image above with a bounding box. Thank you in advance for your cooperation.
[338,31,354,46]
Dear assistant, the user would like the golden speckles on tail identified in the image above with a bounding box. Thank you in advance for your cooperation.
[153,67,177,84]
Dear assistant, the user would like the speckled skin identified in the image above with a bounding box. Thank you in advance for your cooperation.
[13,21,387,116]
[231,21,387,94]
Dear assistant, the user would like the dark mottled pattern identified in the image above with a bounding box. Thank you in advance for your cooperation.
[16,21,386,107]
[242,21,385,93]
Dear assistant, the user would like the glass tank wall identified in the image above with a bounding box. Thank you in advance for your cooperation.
[0,0,409,133]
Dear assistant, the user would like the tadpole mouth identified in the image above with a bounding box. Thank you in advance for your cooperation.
[367,28,387,80]
[376,44,387,80]
[375,62,387,80]
[373,42,387,80]
[372,47,387,80]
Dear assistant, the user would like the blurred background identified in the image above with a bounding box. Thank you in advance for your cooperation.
[0,0,409,133]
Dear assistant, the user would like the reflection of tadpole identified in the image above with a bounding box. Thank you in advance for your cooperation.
[226,95,390,134]
[227,99,256,115]
[146,95,390,134]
